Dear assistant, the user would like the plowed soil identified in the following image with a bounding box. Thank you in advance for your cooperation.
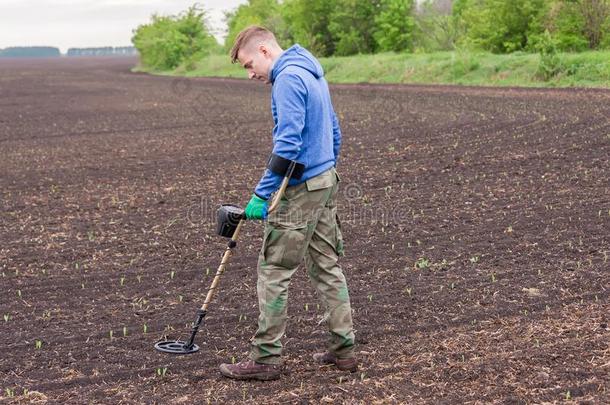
[1,57,609,404]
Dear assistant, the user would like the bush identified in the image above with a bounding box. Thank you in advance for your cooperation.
[132,5,219,71]
[536,30,563,80]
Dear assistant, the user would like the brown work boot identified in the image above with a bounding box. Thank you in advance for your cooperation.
[313,352,358,372]
[219,359,281,381]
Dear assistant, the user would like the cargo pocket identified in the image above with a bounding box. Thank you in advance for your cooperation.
[335,214,345,257]
[263,223,309,269]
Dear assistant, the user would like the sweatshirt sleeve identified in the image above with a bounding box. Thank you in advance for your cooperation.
[254,73,307,200]
[332,108,341,164]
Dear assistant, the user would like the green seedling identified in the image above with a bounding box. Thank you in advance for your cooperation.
[469,256,479,263]
[565,391,571,400]
[304,303,309,311]
[414,258,430,269]
[404,287,412,296]
[156,367,168,377]
[123,326,128,337]
[109,330,114,339]
[206,268,210,275]
[35,340,43,349]
[3,314,9,322]
[178,295,183,302]
[120,276,125,286]
[367,294,373,302]
[143,324,148,334]
[170,271,175,280]
[88,230,95,241]
[5,388,14,398]
[491,273,497,283]
[81,283,85,289]
[137,275,142,283]
[231,356,236,364]
[17,290,21,298]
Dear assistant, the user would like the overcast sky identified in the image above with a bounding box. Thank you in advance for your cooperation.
[0,0,247,52]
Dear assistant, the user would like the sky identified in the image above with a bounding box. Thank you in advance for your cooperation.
[0,0,247,52]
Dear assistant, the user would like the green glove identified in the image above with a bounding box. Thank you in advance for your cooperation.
[244,194,268,220]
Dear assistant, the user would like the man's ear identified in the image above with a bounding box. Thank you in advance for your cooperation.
[259,43,269,57]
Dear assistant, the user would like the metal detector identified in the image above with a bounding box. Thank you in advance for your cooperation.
[155,157,303,355]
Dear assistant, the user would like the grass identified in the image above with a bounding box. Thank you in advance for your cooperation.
[134,50,610,88]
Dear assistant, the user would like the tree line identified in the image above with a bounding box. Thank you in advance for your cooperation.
[227,0,610,56]
[131,0,609,70]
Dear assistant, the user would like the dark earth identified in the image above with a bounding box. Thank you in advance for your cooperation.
[1,57,609,404]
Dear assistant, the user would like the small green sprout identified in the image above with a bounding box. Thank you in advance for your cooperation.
[35,340,43,349]
[414,258,430,269]
[143,324,148,334]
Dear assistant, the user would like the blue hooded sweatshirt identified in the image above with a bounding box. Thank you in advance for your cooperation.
[254,44,341,200]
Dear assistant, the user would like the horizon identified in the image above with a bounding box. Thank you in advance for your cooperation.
[0,0,247,54]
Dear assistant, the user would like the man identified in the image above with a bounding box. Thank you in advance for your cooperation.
[219,26,356,381]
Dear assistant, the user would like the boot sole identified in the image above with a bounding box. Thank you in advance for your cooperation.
[219,365,280,381]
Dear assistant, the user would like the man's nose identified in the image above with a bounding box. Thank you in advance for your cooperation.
[248,71,256,80]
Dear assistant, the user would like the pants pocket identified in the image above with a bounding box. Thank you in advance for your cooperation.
[335,214,345,256]
[263,224,308,268]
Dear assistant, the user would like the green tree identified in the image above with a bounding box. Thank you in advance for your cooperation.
[328,0,381,55]
[224,0,286,51]
[132,5,218,70]
[544,1,589,50]
[415,0,463,51]
[458,0,550,53]
[574,0,610,48]
[374,0,417,52]
[281,0,336,56]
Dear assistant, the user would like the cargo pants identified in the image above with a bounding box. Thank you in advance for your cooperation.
[249,167,356,365]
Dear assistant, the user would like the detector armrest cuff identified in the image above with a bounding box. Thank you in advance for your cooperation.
[267,154,305,180]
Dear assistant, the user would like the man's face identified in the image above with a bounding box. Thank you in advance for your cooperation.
[238,43,274,84]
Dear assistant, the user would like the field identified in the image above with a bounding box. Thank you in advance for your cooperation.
[1,57,609,403]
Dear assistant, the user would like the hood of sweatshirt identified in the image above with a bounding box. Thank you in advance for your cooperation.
[269,44,324,82]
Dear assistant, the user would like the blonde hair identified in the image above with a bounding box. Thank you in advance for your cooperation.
[230,26,277,63]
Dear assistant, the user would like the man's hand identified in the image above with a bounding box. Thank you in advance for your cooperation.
[244,194,268,220]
